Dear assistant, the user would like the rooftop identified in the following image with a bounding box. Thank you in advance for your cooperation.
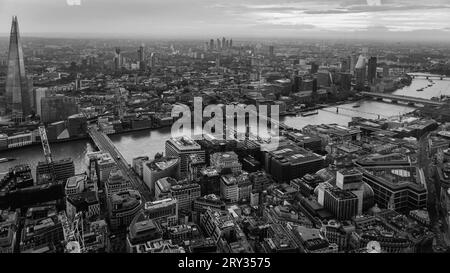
[167,136,201,151]
[66,174,87,189]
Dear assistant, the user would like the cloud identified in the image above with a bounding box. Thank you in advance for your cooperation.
[303,4,450,14]
[0,0,450,39]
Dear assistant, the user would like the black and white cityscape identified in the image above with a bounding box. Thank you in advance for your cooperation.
[1,0,450,255]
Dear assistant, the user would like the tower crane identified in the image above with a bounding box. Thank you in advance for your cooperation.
[38,126,55,182]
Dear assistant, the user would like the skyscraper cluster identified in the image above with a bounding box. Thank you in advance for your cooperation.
[207,37,233,51]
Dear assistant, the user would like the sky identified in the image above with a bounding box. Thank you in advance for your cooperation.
[1,0,450,40]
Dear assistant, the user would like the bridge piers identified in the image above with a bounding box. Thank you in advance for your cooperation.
[360,91,443,107]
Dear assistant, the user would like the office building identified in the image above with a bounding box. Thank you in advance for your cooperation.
[20,206,66,253]
[4,16,33,121]
[105,169,131,198]
[36,158,75,184]
[200,208,236,242]
[166,136,205,175]
[292,225,338,253]
[108,189,142,230]
[210,151,242,174]
[64,174,88,197]
[265,144,324,183]
[220,172,252,203]
[320,220,355,252]
[0,209,19,253]
[142,156,180,193]
[323,187,359,220]
[66,191,100,220]
[137,44,145,70]
[155,177,177,200]
[317,70,331,87]
[95,152,117,184]
[126,218,163,253]
[113,48,122,70]
[337,72,352,92]
[193,194,226,215]
[187,154,206,182]
[170,181,201,212]
[249,171,271,193]
[269,46,274,57]
[132,156,149,178]
[336,169,365,215]
[367,57,377,84]
[34,87,52,118]
[198,167,221,195]
[355,55,366,89]
[40,95,79,123]
[361,168,427,212]
[142,198,179,226]
[67,114,87,138]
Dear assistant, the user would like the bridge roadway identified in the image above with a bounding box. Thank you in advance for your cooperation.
[408,73,450,80]
[361,91,445,106]
[88,125,152,203]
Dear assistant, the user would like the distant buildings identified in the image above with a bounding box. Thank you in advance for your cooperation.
[367,56,377,84]
[113,48,123,71]
[355,55,366,90]
[34,88,52,117]
[40,95,79,123]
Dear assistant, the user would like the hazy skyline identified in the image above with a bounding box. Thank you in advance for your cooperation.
[1,0,450,40]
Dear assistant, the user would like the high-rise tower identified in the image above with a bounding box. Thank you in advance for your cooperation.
[367,57,377,84]
[5,16,33,121]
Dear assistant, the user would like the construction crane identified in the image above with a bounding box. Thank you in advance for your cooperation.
[38,126,55,182]
[39,126,53,164]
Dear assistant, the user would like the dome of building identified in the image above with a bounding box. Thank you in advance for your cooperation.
[362,182,375,211]
[368,204,382,215]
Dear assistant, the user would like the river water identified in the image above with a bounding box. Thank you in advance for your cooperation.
[1,75,448,175]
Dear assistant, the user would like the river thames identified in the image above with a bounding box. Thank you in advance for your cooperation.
[1,74,448,176]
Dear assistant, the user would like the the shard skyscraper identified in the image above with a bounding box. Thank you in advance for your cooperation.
[5,16,33,121]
